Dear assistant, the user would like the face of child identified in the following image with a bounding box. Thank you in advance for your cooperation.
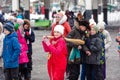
[90,28,96,35]
[23,24,29,30]
[99,28,104,32]
[4,28,10,35]
[54,31,62,38]
[79,25,86,31]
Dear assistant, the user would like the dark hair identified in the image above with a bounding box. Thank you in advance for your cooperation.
[79,20,91,30]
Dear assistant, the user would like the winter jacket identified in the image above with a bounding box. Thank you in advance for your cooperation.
[2,32,21,68]
[17,29,29,64]
[66,27,89,64]
[24,28,35,55]
[102,30,112,50]
[0,33,5,67]
[85,34,102,65]
[47,36,68,80]
[51,15,71,37]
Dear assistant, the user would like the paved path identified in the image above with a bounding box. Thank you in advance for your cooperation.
[31,29,120,80]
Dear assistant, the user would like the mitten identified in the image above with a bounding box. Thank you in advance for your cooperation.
[25,31,29,36]
[43,37,50,46]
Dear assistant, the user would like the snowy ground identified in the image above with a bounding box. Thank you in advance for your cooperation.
[98,11,120,26]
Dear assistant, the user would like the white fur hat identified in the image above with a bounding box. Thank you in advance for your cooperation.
[54,25,64,34]
[97,21,106,30]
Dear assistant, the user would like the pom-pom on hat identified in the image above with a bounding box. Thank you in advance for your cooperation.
[4,22,14,32]
[54,25,64,34]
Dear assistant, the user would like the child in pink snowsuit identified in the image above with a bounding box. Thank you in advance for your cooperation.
[42,25,68,80]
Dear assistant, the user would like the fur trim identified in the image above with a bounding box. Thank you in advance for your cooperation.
[97,21,106,30]
[23,19,30,28]
[59,15,67,25]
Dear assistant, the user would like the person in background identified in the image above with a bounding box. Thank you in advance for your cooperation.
[0,22,5,80]
[116,29,120,57]
[16,9,24,19]
[51,11,71,37]
[66,11,75,29]
[42,25,68,80]
[97,21,112,80]
[2,22,21,80]
[23,19,35,80]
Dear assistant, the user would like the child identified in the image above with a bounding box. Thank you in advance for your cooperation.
[0,22,5,80]
[42,25,68,80]
[85,26,104,80]
[23,19,35,80]
[2,22,21,80]
[16,19,29,80]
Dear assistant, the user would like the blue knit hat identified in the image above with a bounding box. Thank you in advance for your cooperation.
[4,22,14,32]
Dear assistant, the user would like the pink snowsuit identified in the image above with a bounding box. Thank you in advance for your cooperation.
[17,29,29,64]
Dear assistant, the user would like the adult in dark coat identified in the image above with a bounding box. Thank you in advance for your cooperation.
[66,19,90,80]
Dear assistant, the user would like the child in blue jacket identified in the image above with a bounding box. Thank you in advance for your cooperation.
[2,22,21,80]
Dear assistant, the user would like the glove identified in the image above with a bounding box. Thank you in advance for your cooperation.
[25,31,29,36]
[43,37,51,46]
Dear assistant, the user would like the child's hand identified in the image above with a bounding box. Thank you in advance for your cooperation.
[42,36,50,46]
[78,45,82,49]
[86,51,91,56]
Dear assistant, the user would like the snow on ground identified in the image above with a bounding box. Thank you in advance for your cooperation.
[98,11,120,26]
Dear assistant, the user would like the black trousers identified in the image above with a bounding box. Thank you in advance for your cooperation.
[4,67,19,80]
[86,64,104,80]
[27,53,32,71]
[68,64,80,80]
[19,63,29,80]
[0,67,5,80]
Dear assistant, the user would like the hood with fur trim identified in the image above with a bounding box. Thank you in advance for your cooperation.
[23,19,30,28]
[55,15,67,25]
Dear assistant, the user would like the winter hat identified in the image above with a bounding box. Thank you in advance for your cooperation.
[16,18,24,25]
[54,25,64,34]
[92,26,99,33]
[14,18,24,31]
[79,20,91,30]
[97,21,106,30]
[4,22,14,32]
